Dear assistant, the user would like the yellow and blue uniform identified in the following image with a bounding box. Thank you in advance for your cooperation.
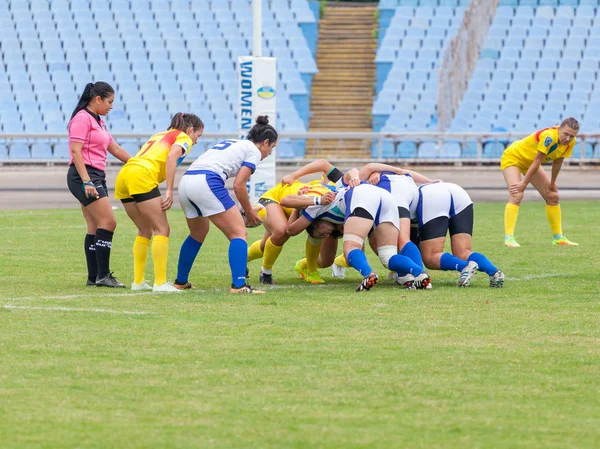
[501,126,576,173]
[115,129,193,199]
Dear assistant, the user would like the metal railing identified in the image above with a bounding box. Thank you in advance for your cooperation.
[1,131,600,165]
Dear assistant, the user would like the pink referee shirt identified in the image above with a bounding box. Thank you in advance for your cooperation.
[68,109,114,171]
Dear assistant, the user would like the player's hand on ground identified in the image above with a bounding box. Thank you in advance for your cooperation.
[320,191,336,205]
[368,172,380,184]
[245,210,263,227]
[161,189,173,210]
[281,175,296,186]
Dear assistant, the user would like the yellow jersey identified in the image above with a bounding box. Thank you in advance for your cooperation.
[126,129,193,183]
[503,126,575,172]
[261,181,334,217]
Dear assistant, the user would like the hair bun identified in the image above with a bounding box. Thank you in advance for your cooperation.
[255,115,269,125]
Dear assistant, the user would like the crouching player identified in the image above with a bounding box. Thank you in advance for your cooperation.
[286,176,431,291]
[411,182,505,288]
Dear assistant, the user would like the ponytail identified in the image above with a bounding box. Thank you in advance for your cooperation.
[247,115,278,145]
[70,81,114,120]
[168,112,204,133]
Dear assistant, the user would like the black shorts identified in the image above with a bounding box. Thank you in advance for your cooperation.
[420,204,474,241]
[120,187,162,203]
[67,164,108,207]
[258,198,278,207]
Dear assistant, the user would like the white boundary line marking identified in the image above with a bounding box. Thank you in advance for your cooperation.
[0,273,573,301]
[2,292,149,301]
[506,273,572,281]
[1,225,86,230]
[1,305,150,315]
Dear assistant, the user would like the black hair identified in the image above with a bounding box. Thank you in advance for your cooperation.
[247,115,278,145]
[70,82,114,120]
[306,219,338,239]
[560,117,580,131]
[169,112,204,132]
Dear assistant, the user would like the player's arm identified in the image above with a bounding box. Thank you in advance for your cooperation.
[163,144,184,210]
[358,163,437,184]
[70,141,98,199]
[342,168,360,187]
[234,166,262,227]
[550,158,564,188]
[286,213,312,236]
[512,150,546,194]
[107,141,131,164]
[358,163,406,181]
[282,159,341,185]
[280,191,335,209]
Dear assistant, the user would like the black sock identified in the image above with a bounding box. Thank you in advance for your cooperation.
[95,228,114,279]
[84,234,97,282]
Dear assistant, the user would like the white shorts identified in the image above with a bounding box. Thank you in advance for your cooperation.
[178,170,236,219]
[414,182,474,240]
[344,184,399,230]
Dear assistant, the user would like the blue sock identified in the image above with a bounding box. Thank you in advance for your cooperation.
[468,252,498,276]
[347,249,373,277]
[400,241,423,268]
[229,238,248,288]
[176,235,202,284]
[440,253,468,272]
[388,254,423,276]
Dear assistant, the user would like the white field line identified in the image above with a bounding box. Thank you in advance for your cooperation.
[1,292,149,301]
[1,225,85,230]
[1,305,150,315]
[0,273,572,302]
[505,273,572,281]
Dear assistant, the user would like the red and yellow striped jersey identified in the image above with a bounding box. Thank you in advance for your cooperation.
[127,129,193,183]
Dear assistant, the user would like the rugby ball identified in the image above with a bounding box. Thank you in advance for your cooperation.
[239,203,266,228]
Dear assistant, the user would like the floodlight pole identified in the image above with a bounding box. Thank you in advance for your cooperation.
[253,0,262,57]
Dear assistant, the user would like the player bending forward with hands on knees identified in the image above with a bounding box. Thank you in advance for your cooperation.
[501,117,579,247]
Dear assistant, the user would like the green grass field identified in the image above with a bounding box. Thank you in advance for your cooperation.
[1,201,599,449]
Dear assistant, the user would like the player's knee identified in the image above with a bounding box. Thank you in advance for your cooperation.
[100,217,117,232]
[155,223,170,236]
[454,249,471,261]
[270,229,287,245]
[510,192,523,204]
[545,190,559,205]
[377,245,397,269]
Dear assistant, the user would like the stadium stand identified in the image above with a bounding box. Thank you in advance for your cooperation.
[0,0,318,159]
[374,0,600,159]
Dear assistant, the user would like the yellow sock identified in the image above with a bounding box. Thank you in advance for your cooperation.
[262,237,283,271]
[504,203,519,237]
[305,238,322,272]
[334,253,349,268]
[546,204,563,238]
[247,239,264,262]
[133,236,150,285]
[152,235,169,286]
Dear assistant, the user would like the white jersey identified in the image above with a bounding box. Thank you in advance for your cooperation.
[376,173,418,214]
[345,183,400,229]
[302,187,348,224]
[186,139,262,181]
[410,182,473,227]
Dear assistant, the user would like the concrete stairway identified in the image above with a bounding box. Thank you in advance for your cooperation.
[306,2,378,158]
